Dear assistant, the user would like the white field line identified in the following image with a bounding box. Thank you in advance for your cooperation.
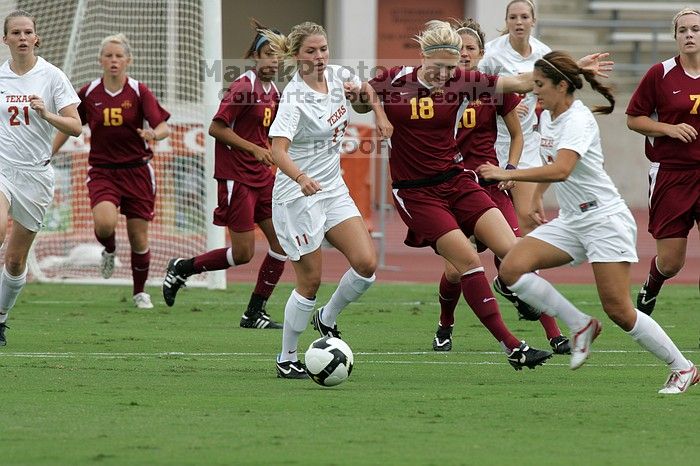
[0,349,697,360]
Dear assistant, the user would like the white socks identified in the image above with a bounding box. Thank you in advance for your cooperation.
[280,290,315,362]
[319,268,375,327]
[0,266,27,321]
[627,309,690,371]
[509,272,590,331]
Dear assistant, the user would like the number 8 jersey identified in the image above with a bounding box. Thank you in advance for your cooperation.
[0,56,79,168]
[77,76,170,166]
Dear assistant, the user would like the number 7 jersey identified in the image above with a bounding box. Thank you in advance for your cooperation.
[0,56,80,168]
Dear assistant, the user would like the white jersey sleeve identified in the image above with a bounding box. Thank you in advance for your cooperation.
[269,99,301,142]
[556,110,596,158]
[0,57,80,168]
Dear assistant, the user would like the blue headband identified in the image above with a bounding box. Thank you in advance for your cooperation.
[422,44,460,54]
[254,34,269,52]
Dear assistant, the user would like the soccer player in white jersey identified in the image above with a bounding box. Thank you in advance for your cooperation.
[478,51,699,394]
[0,10,82,346]
[479,0,551,235]
[263,22,392,379]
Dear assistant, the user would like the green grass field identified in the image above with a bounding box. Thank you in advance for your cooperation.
[1,282,698,465]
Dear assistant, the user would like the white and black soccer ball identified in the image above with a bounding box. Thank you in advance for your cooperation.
[304,336,354,387]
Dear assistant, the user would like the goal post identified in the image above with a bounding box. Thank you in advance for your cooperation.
[0,0,225,289]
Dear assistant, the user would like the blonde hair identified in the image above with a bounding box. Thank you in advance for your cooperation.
[414,20,462,56]
[99,33,131,59]
[500,0,536,36]
[263,21,326,70]
[672,7,700,38]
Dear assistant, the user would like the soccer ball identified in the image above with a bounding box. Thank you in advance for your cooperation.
[304,336,354,387]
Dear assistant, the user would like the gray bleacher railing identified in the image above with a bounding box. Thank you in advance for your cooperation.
[536,18,674,73]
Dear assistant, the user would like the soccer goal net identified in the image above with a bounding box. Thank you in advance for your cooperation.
[0,0,225,288]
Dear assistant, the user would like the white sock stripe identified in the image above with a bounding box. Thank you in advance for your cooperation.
[267,249,288,262]
[2,265,27,281]
[226,248,235,267]
[291,289,316,307]
[461,267,485,276]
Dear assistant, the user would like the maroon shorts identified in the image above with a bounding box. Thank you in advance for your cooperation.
[474,183,520,252]
[648,166,700,239]
[87,164,156,220]
[393,172,497,249]
[213,179,273,232]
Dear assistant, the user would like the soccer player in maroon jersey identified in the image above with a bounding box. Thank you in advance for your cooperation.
[161,20,288,329]
[53,33,171,309]
[626,8,700,315]
[367,20,558,369]
[431,19,570,356]
[0,10,82,345]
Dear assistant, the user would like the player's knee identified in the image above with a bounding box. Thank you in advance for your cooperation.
[353,256,376,278]
[605,305,635,331]
[94,223,116,238]
[3,257,26,276]
[232,248,254,265]
[498,257,525,286]
[658,257,684,277]
[444,268,461,283]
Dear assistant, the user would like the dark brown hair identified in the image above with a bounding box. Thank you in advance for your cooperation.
[452,18,485,54]
[534,51,614,114]
[244,18,279,59]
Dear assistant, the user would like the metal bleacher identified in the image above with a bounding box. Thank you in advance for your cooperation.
[537,1,685,91]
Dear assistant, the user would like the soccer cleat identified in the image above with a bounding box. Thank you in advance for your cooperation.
[100,249,116,279]
[0,322,7,346]
[636,283,658,316]
[570,318,602,370]
[549,335,572,355]
[240,310,282,329]
[312,308,341,339]
[432,324,453,352]
[493,277,542,321]
[507,341,552,370]
[162,258,188,307]
[276,359,310,379]
[133,292,154,309]
[658,363,700,395]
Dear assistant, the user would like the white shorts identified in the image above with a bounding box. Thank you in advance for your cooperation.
[0,164,54,232]
[495,132,543,169]
[272,186,361,261]
[527,208,639,266]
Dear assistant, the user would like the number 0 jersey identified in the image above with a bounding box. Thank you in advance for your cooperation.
[626,56,700,168]
[77,77,170,166]
[0,57,80,168]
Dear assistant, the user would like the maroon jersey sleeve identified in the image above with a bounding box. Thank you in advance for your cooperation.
[213,77,250,126]
[626,64,659,117]
[498,92,521,117]
[138,82,170,127]
[76,84,88,125]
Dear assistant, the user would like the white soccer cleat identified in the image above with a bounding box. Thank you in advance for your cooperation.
[570,318,601,370]
[100,249,116,279]
[133,292,154,309]
[658,363,699,395]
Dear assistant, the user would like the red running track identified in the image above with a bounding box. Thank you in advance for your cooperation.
[228,209,699,286]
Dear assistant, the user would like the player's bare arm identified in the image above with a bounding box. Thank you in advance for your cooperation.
[31,98,82,137]
[477,149,579,183]
[137,121,170,143]
[627,115,698,143]
[271,136,321,196]
[209,119,274,166]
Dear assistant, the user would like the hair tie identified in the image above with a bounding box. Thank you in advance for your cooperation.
[455,27,483,47]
